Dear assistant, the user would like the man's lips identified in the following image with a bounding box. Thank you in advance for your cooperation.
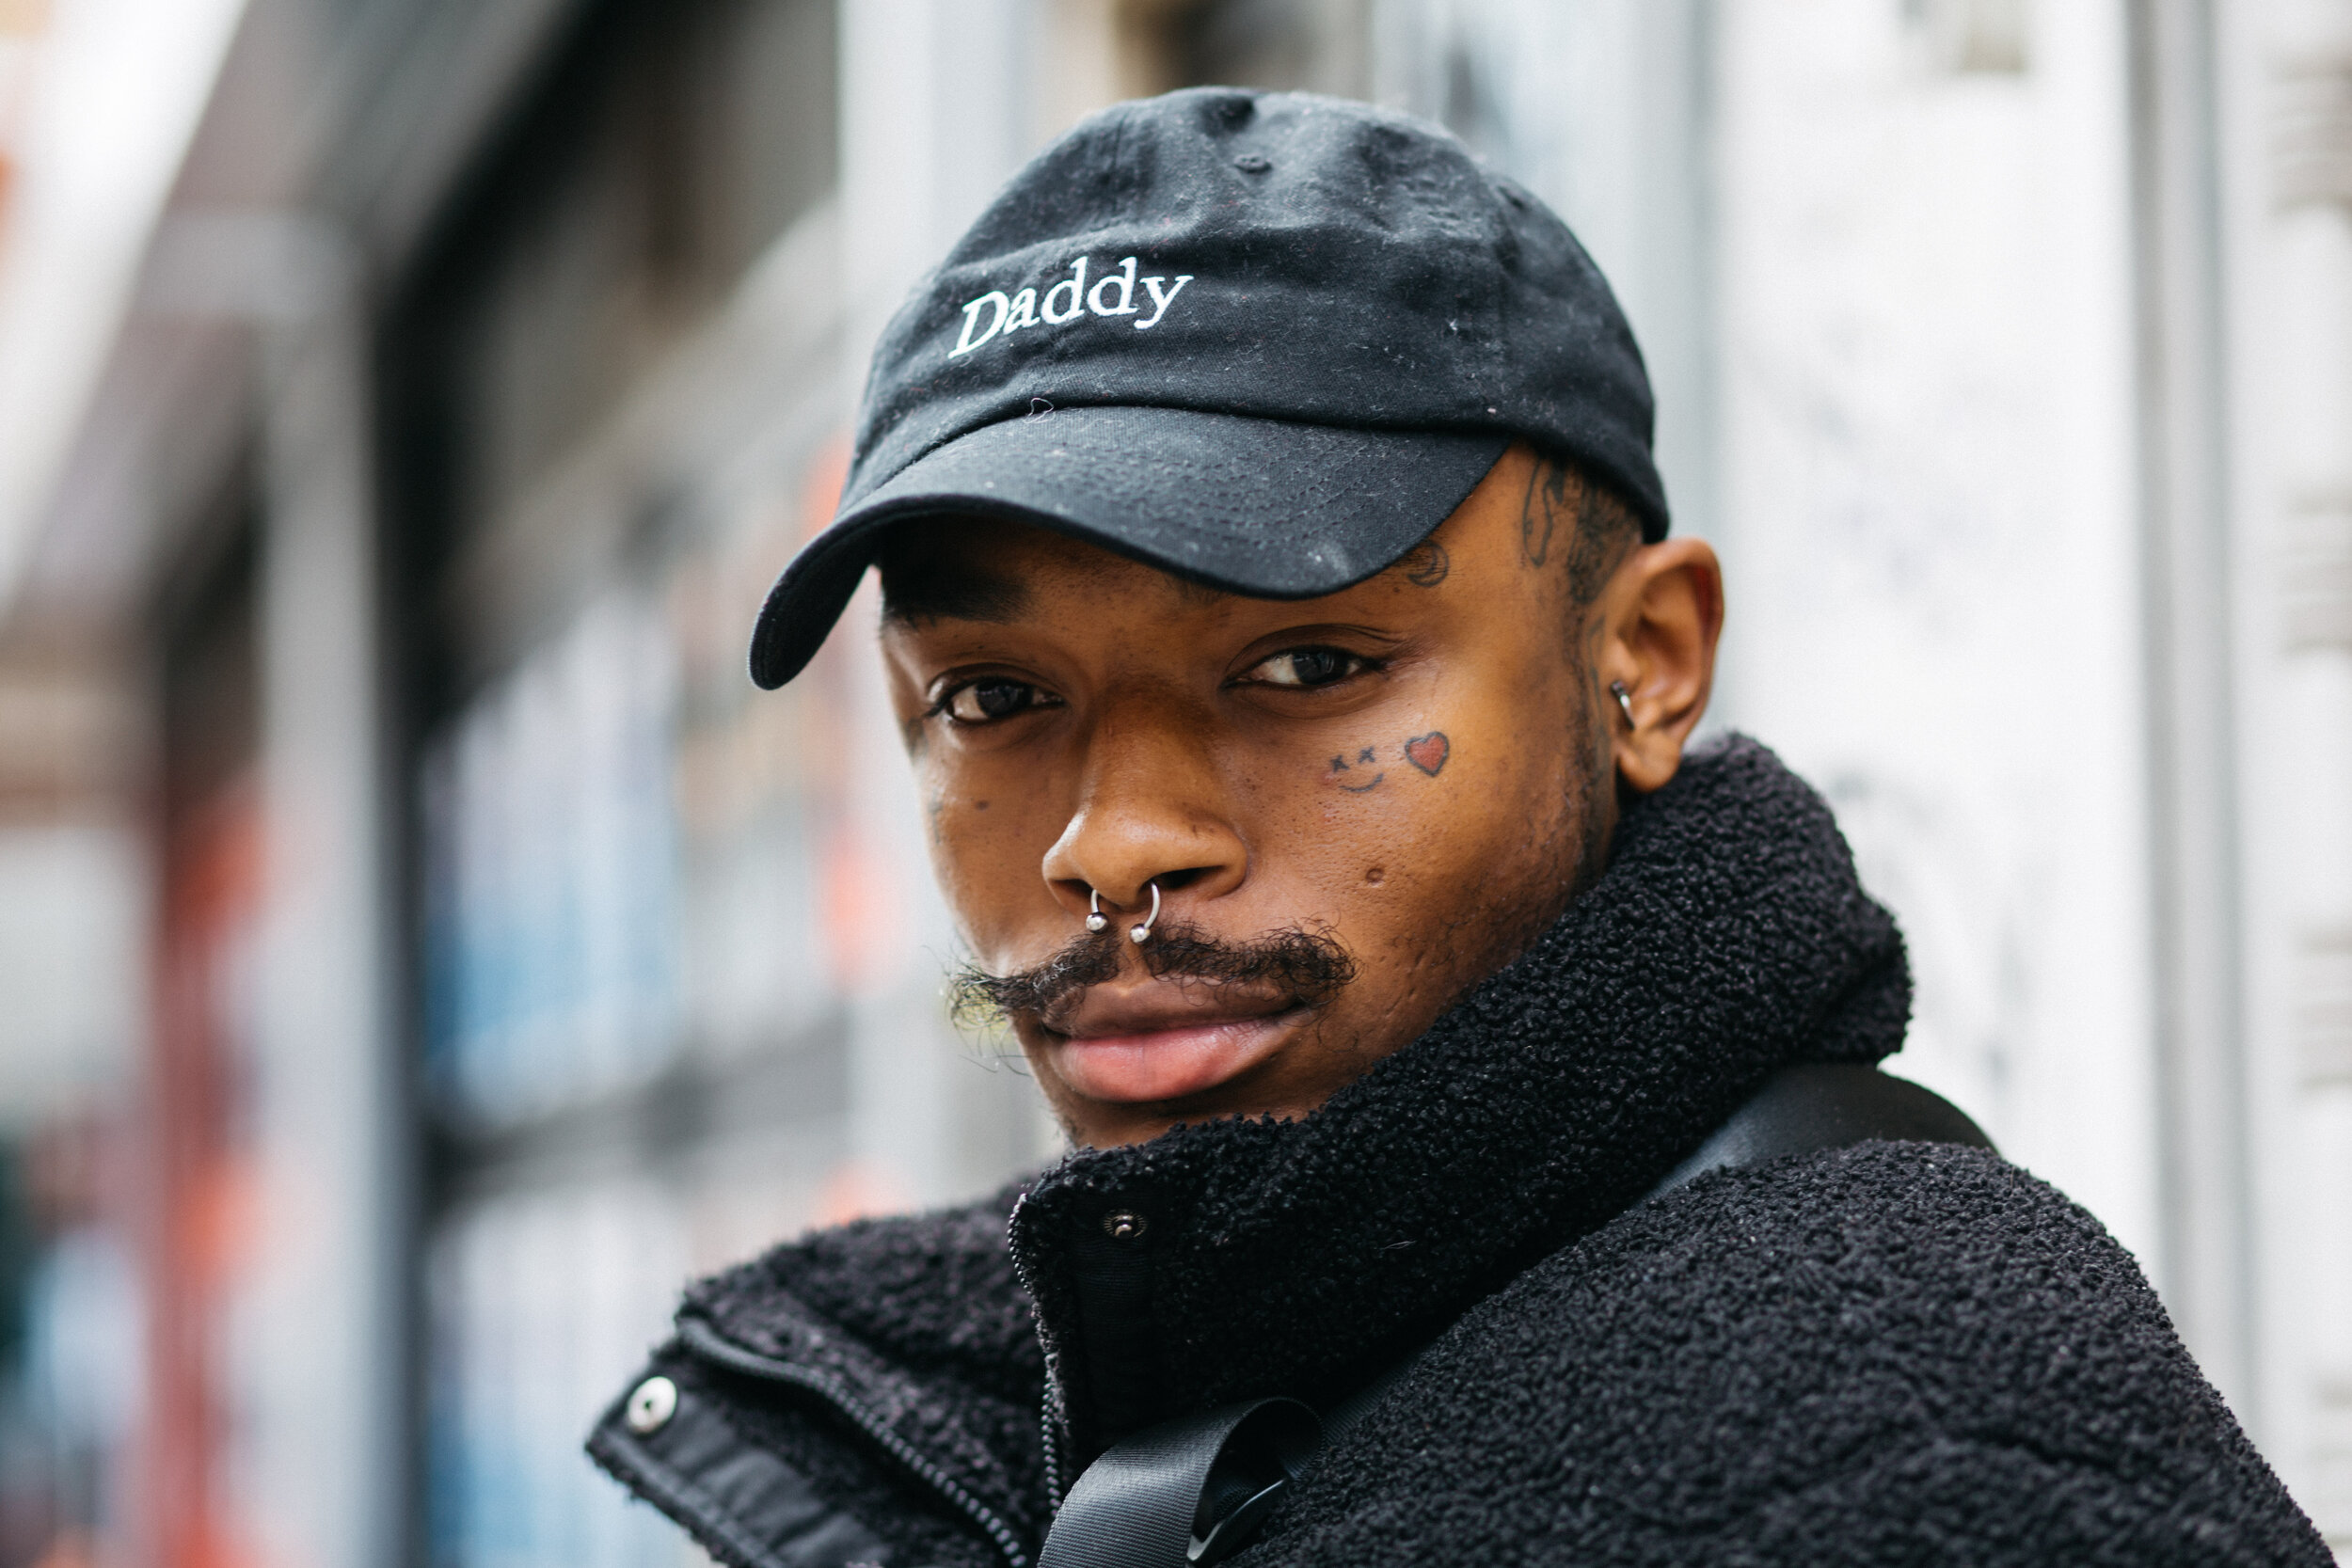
[1041,987,1307,1104]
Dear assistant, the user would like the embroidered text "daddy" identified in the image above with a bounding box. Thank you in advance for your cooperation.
[949,256,1193,357]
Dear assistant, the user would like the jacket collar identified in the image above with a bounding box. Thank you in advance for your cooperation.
[1007,736,1911,1467]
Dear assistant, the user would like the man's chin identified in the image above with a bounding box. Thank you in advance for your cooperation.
[1040,1007,1311,1106]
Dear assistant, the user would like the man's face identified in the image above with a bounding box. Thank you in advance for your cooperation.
[878,445,1719,1146]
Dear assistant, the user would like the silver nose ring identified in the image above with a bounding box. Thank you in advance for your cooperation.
[1084,882,1162,943]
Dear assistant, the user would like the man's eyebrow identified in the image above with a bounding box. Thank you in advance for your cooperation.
[879,563,1030,626]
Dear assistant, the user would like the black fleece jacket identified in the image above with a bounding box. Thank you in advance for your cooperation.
[590,737,2328,1567]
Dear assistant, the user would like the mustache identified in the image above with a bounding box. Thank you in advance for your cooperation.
[949,918,1358,1033]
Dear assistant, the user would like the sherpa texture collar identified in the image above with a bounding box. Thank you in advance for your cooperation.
[1007,734,1913,1465]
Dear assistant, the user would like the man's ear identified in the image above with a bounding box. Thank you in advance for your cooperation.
[1597,538,1724,794]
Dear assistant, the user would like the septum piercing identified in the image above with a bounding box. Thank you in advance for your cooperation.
[1085,882,1163,944]
[1610,680,1636,728]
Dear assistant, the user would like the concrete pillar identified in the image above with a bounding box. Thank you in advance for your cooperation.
[836,0,1056,1202]
[2128,0,2258,1414]
[248,217,405,1568]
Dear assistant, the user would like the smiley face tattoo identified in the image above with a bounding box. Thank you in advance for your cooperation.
[1328,745,1385,792]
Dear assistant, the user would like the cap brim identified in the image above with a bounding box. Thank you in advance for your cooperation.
[750,406,1511,688]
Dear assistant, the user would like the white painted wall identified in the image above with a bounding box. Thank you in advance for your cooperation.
[1708,1,2162,1264]
[2223,0,2352,1545]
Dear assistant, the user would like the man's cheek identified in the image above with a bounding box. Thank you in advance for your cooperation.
[927,790,1043,927]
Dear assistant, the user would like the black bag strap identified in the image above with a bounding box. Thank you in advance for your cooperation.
[1035,1398,1321,1568]
[1037,1064,1993,1567]
[1643,1061,1994,1202]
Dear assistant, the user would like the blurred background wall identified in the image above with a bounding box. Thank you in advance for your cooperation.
[0,0,2344,1564]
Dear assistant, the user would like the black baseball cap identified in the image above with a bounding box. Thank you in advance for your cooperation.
[750,87,1666,689]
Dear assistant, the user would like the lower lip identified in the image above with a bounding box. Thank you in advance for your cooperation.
[1050,1011,1303,1103]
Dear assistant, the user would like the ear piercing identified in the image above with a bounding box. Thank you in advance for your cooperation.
[1610,680,1636,728]
[1085,881,1163,944]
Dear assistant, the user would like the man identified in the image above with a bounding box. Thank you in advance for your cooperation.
[591,89,2328,1566]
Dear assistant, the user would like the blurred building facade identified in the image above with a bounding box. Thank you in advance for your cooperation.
[0,2,2344,1566]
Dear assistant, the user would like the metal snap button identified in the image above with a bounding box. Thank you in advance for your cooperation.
[626,1375,678,1434]
[1102,1210,1148,1242]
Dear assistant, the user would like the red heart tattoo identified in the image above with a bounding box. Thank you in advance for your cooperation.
[1403,732,1450,775]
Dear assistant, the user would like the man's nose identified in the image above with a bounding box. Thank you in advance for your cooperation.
[1040,693,1248,927]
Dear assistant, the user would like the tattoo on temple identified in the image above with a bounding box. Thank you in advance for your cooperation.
[1401,539,1450,587]
[1520,460,1568,566]
[1565,477,1637,605]
[1520,454,1639,603]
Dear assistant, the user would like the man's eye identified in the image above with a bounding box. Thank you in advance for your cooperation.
[1246,648,1366,689]
[939,678,1054,723]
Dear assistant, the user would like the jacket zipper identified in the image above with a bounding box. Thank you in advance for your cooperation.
[1004,1196,1069,1513]
[1034,1386,1067,1517]
[678,1317,1034,1568]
